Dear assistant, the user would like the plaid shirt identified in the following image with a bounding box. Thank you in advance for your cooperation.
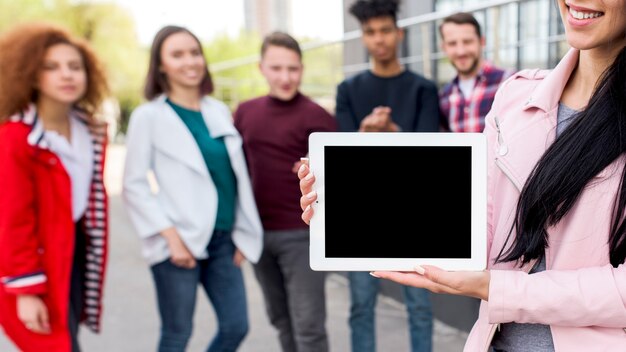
[439,62,513,132]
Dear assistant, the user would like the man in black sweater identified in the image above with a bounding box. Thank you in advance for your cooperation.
[336,0,440,134]
[335,1,438,352]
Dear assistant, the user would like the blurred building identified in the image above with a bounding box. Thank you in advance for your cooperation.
[342,0,568,86]
[213,0,568,119]
[244,0,294,36]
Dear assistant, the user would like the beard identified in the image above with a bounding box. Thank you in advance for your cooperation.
[453,55,480,76]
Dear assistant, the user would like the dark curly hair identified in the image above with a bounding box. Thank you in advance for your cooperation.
[349,0,400,24]
[0,22,109,121]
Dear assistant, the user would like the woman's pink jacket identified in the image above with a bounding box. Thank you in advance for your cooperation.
[464,48,626,351]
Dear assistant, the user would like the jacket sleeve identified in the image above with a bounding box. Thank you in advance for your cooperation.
[335,81,360,132]
[0,129,47,295]
[121,106,173,239]
[483,113,498,262]
[414,81,441,132]
[488,264,626,327]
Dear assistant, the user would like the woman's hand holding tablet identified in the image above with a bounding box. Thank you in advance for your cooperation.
[301,132,488,272]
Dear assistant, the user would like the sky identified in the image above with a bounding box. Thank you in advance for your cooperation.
[110,0,344,45]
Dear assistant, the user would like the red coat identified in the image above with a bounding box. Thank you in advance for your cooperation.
[0,106,109,351]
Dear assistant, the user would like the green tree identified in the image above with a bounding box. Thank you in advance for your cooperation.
[0,0,146,136]
[206,31,343,113]
[204,31,264,109]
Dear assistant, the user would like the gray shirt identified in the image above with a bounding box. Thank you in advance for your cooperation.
[491,102,578,352]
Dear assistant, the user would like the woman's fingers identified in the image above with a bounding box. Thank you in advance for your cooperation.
[297,160,309,180]
[297,158,316,224]
[183,257,196,269]
[300,190,317,224]
[38,305,50,333]
[373,266,490,301]
[19,297,50,334]
[373,271,433,288]
[302,204,313,225]
[299,174,315,196]
[300,190,317,210]
[171,254,196,269]
[233,248,245,267]
[378,270,456,295]
[25,320,45,334]
[298,165,316,211]
[186,258,197,269]
[298,166,315,193]
[34,306,51,334]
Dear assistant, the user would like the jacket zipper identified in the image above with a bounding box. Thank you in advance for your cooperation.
[494,116,507,156]
[495,159,523,192]
[493,116,523,192]
[486,115,535,351]
[483,115,507,352]
[483,324,500,352]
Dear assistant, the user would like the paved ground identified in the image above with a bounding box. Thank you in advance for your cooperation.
[0,145,467,351]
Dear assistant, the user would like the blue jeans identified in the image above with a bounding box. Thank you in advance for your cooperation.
[349,271,433,352]
[150,230,248,352]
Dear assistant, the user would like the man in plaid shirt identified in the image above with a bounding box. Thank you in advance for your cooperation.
[439,12,513,133]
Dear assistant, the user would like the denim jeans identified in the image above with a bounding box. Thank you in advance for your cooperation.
[150,230,248,352]
[349,271,433,352]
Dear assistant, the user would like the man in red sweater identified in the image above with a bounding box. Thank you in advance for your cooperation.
[233,32,337,352]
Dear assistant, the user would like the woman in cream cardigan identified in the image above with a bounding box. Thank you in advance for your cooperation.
[122,25,262,352]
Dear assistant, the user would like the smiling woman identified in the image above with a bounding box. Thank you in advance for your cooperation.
[298,0,626,351]
[122,25,263,352]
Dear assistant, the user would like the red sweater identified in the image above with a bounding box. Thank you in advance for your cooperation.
[0,107,108,351]
[234,93,336,230]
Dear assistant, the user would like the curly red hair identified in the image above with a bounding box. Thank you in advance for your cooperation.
[0,22,109,121]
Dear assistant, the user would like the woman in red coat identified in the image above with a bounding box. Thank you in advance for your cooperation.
[0,23,109,352]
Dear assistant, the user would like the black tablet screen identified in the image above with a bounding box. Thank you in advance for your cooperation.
[324,145,472,258]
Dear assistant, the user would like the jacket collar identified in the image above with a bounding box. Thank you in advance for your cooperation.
[524,48,579,113]
[155,94,237,139]
[10,104,106,149]
[151,95,239,177]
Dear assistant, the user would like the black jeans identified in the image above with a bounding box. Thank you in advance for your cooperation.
[69,223,86,352]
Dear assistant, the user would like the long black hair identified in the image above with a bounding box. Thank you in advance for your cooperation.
[496,45,626,268]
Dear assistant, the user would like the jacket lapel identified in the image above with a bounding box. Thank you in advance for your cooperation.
[200,97,238,140]
[152,96,209,176]
[495,49,579,190]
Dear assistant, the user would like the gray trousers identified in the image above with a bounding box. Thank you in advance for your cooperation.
[253,228,328,352]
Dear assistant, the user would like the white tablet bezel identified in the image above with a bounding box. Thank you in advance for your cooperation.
[308,132,487,271]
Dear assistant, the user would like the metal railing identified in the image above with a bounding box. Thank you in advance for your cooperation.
[211,0,567,111]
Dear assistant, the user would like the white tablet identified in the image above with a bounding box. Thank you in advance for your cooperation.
[308,132,487,271]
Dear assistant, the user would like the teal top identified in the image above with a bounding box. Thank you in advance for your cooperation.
[167,99,237,232]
